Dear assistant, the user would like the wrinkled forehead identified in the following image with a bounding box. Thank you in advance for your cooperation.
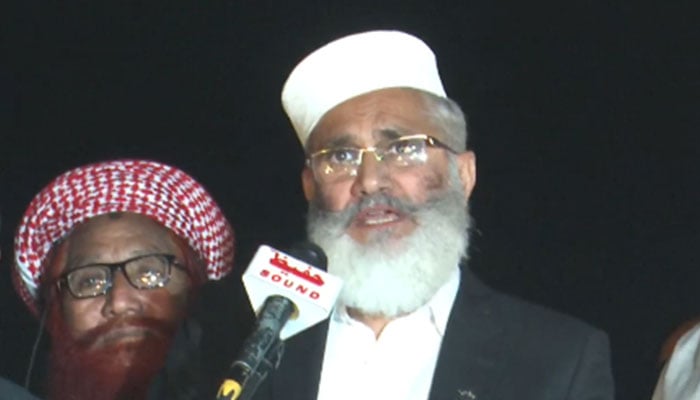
[306,88,438,151]
[50,213,183,274]
[67,212,173,243]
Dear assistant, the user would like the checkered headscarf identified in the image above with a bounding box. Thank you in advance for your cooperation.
[13,159,235,315]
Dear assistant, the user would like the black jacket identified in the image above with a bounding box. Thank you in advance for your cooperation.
[252,268,614,400]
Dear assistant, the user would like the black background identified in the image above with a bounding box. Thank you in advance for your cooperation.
[1,2,698,399]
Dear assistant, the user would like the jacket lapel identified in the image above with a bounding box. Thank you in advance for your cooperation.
[429,269,508,400]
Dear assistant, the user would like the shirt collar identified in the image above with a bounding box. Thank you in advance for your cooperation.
[428,267,461,336]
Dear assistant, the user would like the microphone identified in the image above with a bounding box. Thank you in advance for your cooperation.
[216,243,342,400]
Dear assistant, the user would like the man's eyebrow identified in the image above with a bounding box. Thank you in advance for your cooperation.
[313,127,411,150]
[65,254,88,270]
[67,247,170,269]
[315,134,357,149]
[375,127,410,140]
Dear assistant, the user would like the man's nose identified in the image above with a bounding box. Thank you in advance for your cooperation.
[349,150,391,197]
[101,270,143,317]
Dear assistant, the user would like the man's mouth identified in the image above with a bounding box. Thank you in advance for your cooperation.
[97,326,153,345]
[353,207,403,227]
[85,321,168,350]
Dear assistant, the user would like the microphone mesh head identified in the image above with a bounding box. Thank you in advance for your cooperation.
[287,242,328,270]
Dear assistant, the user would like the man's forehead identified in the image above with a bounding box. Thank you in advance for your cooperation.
[68,213,170,237]
[310,128,415,148]
[306,88,434,149]
[59,213,179,267]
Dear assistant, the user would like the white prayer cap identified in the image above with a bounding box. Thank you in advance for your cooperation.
[281,30,447,147]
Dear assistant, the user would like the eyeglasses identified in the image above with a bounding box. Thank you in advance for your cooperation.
[56,253,185,299]
[306,134,457,184]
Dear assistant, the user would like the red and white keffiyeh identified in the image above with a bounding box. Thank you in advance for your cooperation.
[13,159,235,315]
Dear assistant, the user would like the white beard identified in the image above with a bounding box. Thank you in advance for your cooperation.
[307,164,471,317]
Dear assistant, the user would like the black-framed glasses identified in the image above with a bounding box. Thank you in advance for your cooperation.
[56,253,185,299]
[306,134,457,184]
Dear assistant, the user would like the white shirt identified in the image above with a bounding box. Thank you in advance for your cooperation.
[653,322,700,400]
[316,268,461,400]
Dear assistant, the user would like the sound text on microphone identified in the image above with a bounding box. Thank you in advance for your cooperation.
[261,252,325,300]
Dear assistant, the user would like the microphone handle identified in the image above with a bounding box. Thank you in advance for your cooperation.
[236,339,285,400]
[216,296,295,400]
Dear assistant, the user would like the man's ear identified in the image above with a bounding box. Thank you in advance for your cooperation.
[456,151,477,201]
[301,167,316,201]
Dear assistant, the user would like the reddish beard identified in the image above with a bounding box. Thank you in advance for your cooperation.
[47,315,177,400]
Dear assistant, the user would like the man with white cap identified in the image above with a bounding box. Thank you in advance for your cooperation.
[653,322,700,399]
[252,30,614,400]
[12,159,235,400]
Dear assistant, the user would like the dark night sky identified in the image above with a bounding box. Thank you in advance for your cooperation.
[1,2,699,399]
